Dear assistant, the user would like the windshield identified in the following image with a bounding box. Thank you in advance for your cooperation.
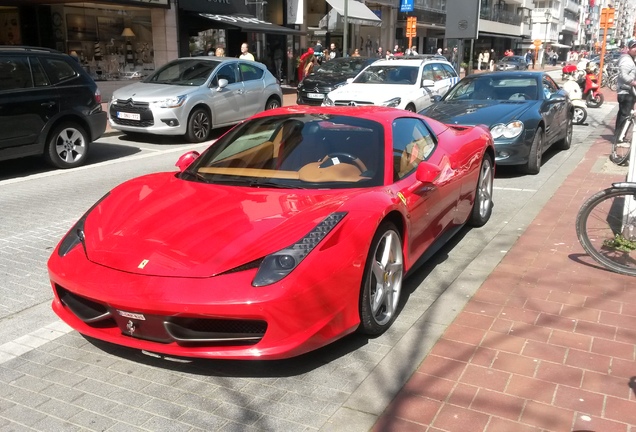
[444,76,539,101]
[183,114,385,189]
[144,59,220,86]
[352,65,419,85]
[315,58,371,74]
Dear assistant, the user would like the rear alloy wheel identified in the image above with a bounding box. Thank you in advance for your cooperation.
[522,127,543,175]
[265,97,281,110]
[468,154,494,227]
[359,222,403,335]
[45,122,89,169]
[556,115,573,150]
[185,108,211,143]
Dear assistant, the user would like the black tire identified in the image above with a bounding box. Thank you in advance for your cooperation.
[45,122,89,169]
[609,78,618,92]
[585,92,604,108]
[576,186,636,276]
[358,222,403,335]
[610,119,633,165]
[185,108,211,143]
[522,127,543,175]
[404,104,416,112]
[468,154,494,227]
[556,115,573,150]
[572,106,587,125]
[265,97,281,110]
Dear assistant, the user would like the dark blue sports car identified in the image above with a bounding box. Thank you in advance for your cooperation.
[420,71,573,174]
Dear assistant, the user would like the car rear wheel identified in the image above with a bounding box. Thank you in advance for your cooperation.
[45,122,89,169]
[556,115,573,150]
[522,127,543,175]
[265,97,281,110]
[185,108,211,143]
[358,222,403,335]
[468,154,494,227]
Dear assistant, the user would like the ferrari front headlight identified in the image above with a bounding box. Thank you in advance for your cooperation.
[491,121,524,139]
[58,193,110,257]
[151,95,187,109]
[252,212,347,286]
[382,97,401,108]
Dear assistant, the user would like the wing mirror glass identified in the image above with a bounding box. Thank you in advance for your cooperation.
[175,151,200,172]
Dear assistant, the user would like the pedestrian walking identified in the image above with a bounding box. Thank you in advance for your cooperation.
[239,43,255,61]
[615,40,636,139]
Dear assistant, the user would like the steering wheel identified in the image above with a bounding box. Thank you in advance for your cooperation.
[320,153,368,172]
[509,93,528,100]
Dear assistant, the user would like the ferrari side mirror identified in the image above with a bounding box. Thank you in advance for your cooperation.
[415,161,442,183]
[175,151,200,172]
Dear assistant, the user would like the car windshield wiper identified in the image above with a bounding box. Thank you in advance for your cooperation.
[246,179,294,189]
[181,170,209,183]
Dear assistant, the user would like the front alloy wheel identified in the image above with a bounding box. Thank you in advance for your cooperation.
[359,223,403,335]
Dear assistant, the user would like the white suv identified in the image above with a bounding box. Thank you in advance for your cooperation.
[322,56,459,112]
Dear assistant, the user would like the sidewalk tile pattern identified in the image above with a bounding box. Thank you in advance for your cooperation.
[375,134,636,431]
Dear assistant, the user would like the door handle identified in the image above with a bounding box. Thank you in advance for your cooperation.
[236,89,244,94]
[41,101,56,108]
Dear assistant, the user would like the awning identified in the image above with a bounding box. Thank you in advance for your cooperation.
[199,14,306,35]
[324,0,382,26]
[550,42,572,49]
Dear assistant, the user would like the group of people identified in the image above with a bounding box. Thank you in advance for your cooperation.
[204,42,254,61]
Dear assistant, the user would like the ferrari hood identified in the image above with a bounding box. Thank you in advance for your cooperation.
[81,173,353,278]
[422,100,533,126]
[112,82,194,102]
[327,83,414,103]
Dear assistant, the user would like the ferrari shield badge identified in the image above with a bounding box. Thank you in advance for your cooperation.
[138,259,149,269]
[397,192,407,206]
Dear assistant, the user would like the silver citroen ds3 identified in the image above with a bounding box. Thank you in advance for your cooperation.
[108,57,283,143]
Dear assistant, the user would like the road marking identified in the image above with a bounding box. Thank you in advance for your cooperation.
[0,320,72,364]
[0,142,211,186]
[494,186,538,192]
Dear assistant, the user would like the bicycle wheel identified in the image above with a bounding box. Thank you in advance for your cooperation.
[610,118,633,165]
[576,186,636,276]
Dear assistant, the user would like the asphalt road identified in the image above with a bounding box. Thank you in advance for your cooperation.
[0,75,621,431]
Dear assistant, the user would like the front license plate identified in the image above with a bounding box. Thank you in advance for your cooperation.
[117,111,140,121]
[307,93,324,99]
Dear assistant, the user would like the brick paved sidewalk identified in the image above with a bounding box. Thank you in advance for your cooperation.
[373,119,636,430]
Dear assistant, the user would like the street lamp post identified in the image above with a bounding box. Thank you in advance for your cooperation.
[543,10,552,68]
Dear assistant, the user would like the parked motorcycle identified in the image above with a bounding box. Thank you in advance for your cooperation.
[562,77,588,125]
[562,64,577,81]
[577,64,604,108]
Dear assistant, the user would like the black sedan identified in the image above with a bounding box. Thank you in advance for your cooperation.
[495,56,529,71]
[420,71,573,174]
[296,57,377,105]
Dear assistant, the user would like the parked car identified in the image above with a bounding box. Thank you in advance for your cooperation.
[297,56,377,105]
[108,57,283,143]
[323,57,459,111]
[421,71,573,175]
[495,56,529,71]
[0,46,106,169]
[48,105,494,360]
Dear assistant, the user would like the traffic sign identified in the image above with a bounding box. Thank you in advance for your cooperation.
[406,16,417,38]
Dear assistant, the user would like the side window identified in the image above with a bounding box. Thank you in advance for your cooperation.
[211,63,237,86]
[392,118,437,180]
[40,57,77,84]
[239,63,264,82]
[542,76,558,98]
[29,57,50,87]
[422,64,435,81]
[0,57,34,91]
[441,63,458,78]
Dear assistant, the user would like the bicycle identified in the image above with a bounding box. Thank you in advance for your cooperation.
[576,182,636,276]
[610,108,634,166]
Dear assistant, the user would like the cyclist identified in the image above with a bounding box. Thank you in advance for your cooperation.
[615,40,636,138]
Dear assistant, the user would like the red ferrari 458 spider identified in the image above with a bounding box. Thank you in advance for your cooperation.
[48,106,494,360]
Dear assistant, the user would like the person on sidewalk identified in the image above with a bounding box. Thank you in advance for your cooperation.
[239,43,255,61]
[477,51,484,70]
[615,40,636,138]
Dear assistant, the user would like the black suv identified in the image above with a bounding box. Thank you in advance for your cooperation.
[0,46,106,169]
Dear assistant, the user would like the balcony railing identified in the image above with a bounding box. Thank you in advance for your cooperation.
[479,8,523,26]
